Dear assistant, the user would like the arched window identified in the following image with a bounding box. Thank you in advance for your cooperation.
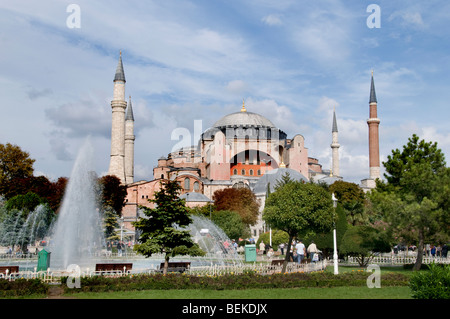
[193,181,199,191]
[184,178,190,190]
[233,169,238,175]
[241,169,246,175]
[257,169,261,176]
[249,169,254,176]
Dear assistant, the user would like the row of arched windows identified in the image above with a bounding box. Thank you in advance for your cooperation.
[232,168,261,176]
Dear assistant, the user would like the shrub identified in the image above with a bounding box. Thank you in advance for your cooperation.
[0,278,48,297]
[409,263,450,299]
[62,270,410,294]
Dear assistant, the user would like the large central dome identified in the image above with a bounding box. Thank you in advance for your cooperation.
[213,111,276,128]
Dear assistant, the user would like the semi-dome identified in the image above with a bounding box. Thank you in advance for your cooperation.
[213,111,276,128]
[252,168,308,194]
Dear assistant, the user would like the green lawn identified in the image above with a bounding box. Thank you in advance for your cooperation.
[63,266,416,299]
[67,286,412,299]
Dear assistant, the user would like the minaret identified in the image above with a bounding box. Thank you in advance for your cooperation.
[331,106,340,177]
[367,71,380,181]
[108,51,127,183]
[125,95,135,184]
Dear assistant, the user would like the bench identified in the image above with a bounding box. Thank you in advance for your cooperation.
[159,262,191,273]
[95,263,133,273]
[271,259,286,266]
[0,266,19,274]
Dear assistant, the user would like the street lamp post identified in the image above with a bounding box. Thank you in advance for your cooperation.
[120,216,124,241]
[332,193,339,275]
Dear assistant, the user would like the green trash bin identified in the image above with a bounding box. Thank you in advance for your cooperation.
[245,244,256,262]
[37,249,51,271]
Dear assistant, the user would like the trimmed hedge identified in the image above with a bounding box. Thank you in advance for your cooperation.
[62,271,409,294]
[0,279,49,297]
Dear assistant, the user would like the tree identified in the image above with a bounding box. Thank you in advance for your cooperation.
[0,143,35,196]
[98,175,127,215]
[263,181,334,273]
[308,203,348,259]
[133,179,205,274]
[5,192,45,213]
[372,134,450,271]
[329,181,367,226]
[213,187,260,226]
[257,230,289,252]
[211,210,250,241]
[340,225,391,267]
[103,205,120,241]
[97,175,127,240]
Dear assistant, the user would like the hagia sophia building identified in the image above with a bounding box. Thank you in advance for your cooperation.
[108,53,381,241]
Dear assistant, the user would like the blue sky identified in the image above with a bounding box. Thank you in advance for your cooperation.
[0,0,449,184]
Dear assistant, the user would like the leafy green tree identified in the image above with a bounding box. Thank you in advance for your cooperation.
[340,225,391,267]
[257,230,289,252]
[97,175,127,240]
[133,179,205,274]
[263,181,334,272]
[189,203,215,219]
[5,192,45,213]
[372,134,450,271]
[211,210,250,241]
[0,143,35,196]
[275,171,296,189]
[329,181,367,226]
[103,205,120,240]
[308,203,348,259]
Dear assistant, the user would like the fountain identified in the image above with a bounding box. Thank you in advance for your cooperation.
[188,215,243,266]
[47,138,104,269]
[1,137,244,273]
[0,204,52,254]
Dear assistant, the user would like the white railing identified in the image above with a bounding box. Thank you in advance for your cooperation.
[186,260,327,277]
[0,269,59,283]
[0,260,326,282]
[345,256,450,265]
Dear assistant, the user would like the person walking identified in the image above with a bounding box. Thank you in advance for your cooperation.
[259,241,265,255]
[117,241,123,256]
[307,241,319,262]
[430,245,436,258]
[295,239,306,264]
[279,243,285,256]
[442,243,448,258]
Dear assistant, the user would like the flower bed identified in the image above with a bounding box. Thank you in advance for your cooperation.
[61,270,409,294]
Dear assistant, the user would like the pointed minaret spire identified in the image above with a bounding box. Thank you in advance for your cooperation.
[114,50,126,82]
[369,70,377,103]
[332,106,338,133]
[331,106,340,177]
[126,95,134,121]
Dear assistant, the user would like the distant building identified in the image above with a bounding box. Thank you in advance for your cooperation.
[107,53,379,240]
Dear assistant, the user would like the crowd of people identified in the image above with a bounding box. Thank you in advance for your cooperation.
[256,239,322,263]
[393,243,449,258]
[424,243,448,258]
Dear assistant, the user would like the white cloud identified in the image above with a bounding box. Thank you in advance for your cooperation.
[388,11,425,29]
[262,14,283,26]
